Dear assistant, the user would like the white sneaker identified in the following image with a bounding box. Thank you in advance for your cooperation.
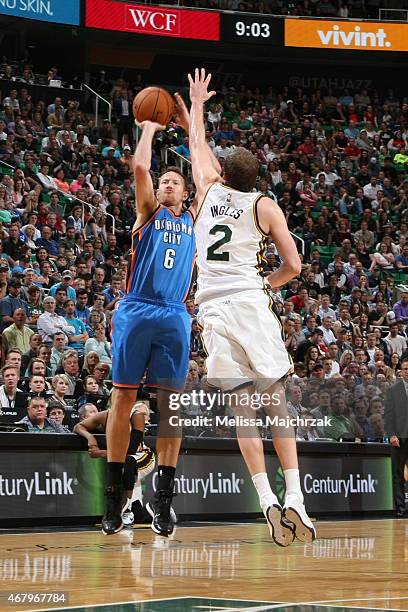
[283,494,316,543]
[122,509,134,526]
[264,504,295,547]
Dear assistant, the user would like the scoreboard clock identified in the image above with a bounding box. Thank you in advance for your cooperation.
[220,14,283,45]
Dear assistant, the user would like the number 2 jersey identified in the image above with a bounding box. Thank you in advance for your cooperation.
[127,205,196,304]
[194,183,269,305]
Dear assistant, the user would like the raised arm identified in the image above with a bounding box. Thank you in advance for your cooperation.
[133,120,165,228]
[173,92,221,176]
[188,69,222,204]
[257,197,302,289]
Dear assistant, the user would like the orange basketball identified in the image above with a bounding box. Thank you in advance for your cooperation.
[133,87,174,126]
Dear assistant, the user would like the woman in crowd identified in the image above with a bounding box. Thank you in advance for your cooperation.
[54,168,71,193]
[77,375,105,410]
[50,374,72,409]
[82,351,101,378]
[21,224,38,251]
[370,242,395,271]
[389,352,401,375]
[84,323,112,368]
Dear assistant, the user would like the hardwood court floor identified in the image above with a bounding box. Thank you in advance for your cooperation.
[0,519,407,612]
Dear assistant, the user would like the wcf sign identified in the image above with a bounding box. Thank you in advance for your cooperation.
[86,0,220,41]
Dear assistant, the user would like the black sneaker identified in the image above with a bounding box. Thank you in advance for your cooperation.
[102,485,124,535]
[146,489,176,536]
[132,500,152,524]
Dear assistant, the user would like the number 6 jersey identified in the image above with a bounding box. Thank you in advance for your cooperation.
[127,205,196,304]
[194,183,270,305]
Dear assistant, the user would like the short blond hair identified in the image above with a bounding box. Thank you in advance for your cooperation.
[52,373,70,389]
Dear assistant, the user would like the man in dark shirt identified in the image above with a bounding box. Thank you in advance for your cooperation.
[16,396,69,433]
[295,329,324,362]
[0,278,29,331]
[35,226,59,256]
[2,224,25,264]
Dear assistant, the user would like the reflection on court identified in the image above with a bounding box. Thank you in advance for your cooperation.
[0,519,407,611]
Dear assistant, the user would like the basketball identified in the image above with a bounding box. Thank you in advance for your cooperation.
[133,86,175,125]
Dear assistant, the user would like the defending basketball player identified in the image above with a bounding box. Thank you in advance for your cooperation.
[187,69,316,544]
[103,117,195,536]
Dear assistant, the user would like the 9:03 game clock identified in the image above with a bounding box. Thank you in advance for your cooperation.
[220,14,283,45]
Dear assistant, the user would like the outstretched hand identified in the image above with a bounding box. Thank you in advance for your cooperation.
[188,68,216,104]
[173,92,190,133]
[135,119,166,132]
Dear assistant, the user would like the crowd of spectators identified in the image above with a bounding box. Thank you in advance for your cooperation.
[1,58,408,442]
[162,0,394,20]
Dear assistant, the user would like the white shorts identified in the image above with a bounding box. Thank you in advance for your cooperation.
[198,290,292,391]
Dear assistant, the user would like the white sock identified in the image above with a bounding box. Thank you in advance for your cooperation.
[252,472,279,511]
[284,468,303,503]
[131,479,143,504]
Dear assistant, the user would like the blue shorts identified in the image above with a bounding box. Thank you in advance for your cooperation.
[111,296,190,391]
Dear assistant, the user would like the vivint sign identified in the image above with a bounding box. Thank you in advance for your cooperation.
[86,0,220,41]
[285,19,408,52]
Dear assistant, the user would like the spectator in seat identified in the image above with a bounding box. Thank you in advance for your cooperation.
[75,289,90,325]
[49,374,72,410]
[59,350,84,399]
[0,277,29,331]
[287,384,306,419]
[47,403,70,431]
[50,331,67,375]
[64,299,89,355]
[102,274,124,311]
[37,296,76,345]
[4,348,23,377]
[92,362,110,394]
[55,287,68,316]
[21,333,42,373]
[3,308,34,353]
[38,344,52,377]
[395,244,408,272]
[16,396,69,433]
[28,374,47,399]
[35,225,59,256]
[84,323,111,368]
[2,224,25,265]
[323,395,355,441]
[77,375,107,411]
[384,323,408,358]
[0,365,26,416]
[393,291,408,325]
[49,270,77,301]
[81,351,101,378]
[296,329,324,362]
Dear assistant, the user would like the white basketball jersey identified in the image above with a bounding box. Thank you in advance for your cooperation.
[194,183,270,305]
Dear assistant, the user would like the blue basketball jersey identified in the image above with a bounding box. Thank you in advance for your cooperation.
[127,205,196,304]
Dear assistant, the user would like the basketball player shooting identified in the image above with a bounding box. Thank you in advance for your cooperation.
[187,68,316,544]
[103,115,195,537]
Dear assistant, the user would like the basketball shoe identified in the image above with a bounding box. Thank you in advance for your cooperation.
[264,503,295,546]
[102,485,125,535]
[146,489,176,536]
[283,493,316,543]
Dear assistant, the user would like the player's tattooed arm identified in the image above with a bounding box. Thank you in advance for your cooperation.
[133,120,165,224]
